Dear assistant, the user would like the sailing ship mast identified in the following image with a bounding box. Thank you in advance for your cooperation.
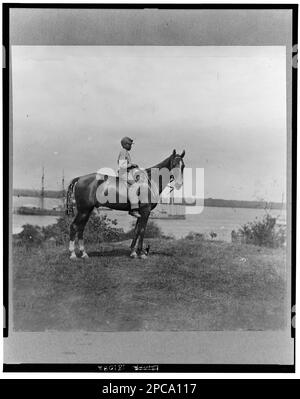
[61,169,66,206]
[40,166,45,210]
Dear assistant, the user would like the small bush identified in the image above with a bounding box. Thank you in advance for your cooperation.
[124,220,165,240]
[15,212,164,246]
[84,213,125,243]
[42,212,125,244]
[209,231,217,240]
[42,216,72,244]
[143,220,164,238]
[238,214,286,248]
[185,232,205,241]
[17,224,44,248]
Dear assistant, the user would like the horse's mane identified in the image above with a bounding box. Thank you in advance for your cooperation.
[146,153,172,173]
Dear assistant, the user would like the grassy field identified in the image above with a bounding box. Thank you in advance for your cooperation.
[12,237,287,331]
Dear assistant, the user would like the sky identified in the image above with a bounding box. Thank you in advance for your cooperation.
[12,46,286,202]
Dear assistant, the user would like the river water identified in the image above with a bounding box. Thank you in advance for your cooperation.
[12,196,285,242]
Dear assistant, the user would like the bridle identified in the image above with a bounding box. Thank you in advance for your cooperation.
[143,152,185,195]
[167,177,175,194]
[168,155,185,193]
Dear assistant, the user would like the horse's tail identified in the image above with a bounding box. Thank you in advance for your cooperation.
[65,177,80,216]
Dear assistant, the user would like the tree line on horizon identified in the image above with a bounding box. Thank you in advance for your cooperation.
[13,188,284,210]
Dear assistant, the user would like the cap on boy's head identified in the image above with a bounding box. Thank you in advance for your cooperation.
[121,137,134,147]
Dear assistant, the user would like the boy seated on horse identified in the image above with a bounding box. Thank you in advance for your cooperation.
[118,136,148,218]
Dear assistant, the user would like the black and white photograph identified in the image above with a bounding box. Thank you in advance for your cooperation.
[2,4,296,371]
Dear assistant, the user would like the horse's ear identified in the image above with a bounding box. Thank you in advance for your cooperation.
[172,149,176,156]
[181,150,185,158]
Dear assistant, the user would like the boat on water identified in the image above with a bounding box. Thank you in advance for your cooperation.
[150,197,186,220]
[97,206,113,211]
[16,205,64,216]
[14,168,66,217]
[150,212,185,220]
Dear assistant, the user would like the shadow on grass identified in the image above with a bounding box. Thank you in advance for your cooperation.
[88,248,130,257]
[87,249,174,258]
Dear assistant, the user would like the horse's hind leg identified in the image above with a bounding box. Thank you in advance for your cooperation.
[69,216,79,259]
[130,219,141,258]
[69,211,91,259]
[77,211,92,259]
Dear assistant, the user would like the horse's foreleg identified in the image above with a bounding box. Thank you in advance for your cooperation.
[137,212,150,259]
[130,219,141,258]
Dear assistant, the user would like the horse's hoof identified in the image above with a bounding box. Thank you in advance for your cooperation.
[139,253,148,260]
[70,253,77,260]
[81,252,89,259]
[130,251,138,258]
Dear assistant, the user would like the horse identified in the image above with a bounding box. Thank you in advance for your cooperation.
[65,149,185,259]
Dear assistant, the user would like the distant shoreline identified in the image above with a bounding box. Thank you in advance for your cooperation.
[203,198,284,210]
[13,188,285,210]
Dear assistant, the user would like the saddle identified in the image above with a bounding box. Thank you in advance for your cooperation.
[95,168,132,205]
[95,167,156,206]
[96,168,159,205]
[97,177,127,198]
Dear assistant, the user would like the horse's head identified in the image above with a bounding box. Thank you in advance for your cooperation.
[170,149,185,190]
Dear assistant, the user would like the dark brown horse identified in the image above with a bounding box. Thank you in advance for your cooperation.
[66,149,185,259]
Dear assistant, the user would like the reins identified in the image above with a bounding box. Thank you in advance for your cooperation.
[167,176,175,194]
[144,170,175,197]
